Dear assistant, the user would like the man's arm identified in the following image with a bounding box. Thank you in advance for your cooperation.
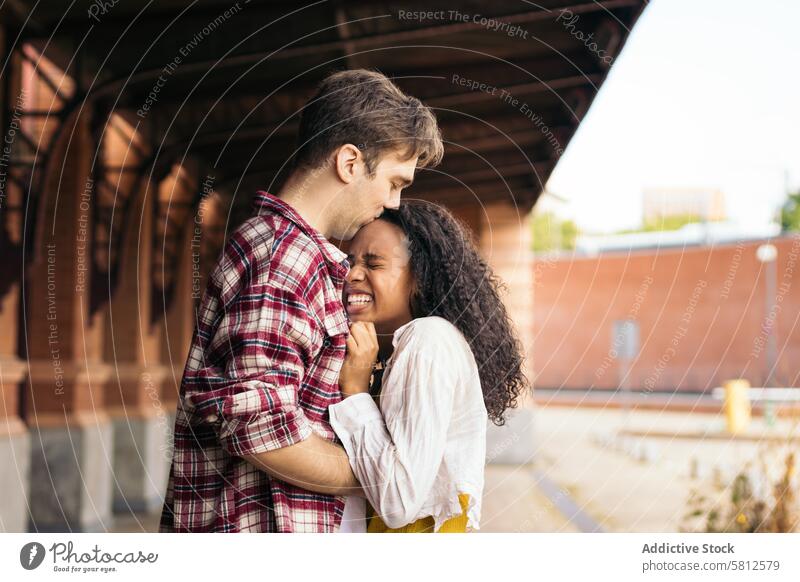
[190,225,362,497]
[242,434,364,497]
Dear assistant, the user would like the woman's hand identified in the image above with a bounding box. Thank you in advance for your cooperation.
[339,322,379,397]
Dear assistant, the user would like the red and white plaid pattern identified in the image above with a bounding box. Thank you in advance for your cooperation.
[159,192,350,532]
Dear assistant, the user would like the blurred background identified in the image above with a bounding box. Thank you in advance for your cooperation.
[0,0,797,533]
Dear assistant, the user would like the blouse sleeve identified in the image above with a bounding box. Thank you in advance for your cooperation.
[328,323,459,529]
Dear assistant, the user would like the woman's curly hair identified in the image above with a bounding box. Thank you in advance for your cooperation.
[379,200,530,425]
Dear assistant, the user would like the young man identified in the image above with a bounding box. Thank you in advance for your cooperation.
[159,69,443,532]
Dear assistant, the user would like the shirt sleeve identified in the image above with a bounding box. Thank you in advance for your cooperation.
[328,326,457,529]
[183,231,323,458]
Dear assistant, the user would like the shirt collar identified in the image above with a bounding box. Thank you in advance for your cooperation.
[252,191,349,277]
[390,317,425,348]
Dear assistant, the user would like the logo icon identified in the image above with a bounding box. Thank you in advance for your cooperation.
[20,542,46,570]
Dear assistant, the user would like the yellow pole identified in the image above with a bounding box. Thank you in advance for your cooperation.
[723,379,751,435]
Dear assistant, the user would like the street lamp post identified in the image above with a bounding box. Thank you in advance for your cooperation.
[756,243,778,387]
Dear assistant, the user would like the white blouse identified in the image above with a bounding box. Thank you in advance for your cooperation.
[329,316,488,532]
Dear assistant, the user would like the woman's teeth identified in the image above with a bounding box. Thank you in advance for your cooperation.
[347,294,372,304]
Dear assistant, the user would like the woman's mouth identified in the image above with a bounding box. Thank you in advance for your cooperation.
[346,293,373,314]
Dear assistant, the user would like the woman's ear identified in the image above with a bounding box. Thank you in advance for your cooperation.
[334,143,364,184]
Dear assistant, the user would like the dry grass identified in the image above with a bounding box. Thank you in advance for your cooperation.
[682,446,799,533]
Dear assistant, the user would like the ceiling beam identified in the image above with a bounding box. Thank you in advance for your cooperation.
[88,0,640,100]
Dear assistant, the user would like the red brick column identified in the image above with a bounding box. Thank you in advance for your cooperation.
[448,201,535,386]
[104,172,177,513]
[101,116,166,418]
[24,108,113,531]
[0,34,30,532]
[157,211,195,410]
[478,202,535,379]
[155,168,199,410]
[468,201,536,464]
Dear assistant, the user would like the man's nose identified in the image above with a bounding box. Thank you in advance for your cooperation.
[387,191,401,209]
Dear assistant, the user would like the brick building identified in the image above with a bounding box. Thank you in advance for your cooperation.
[532,236,800,392]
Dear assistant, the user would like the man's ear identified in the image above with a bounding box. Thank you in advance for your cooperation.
[334,143,364,184]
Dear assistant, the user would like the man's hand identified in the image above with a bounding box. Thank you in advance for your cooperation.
[242,433,364,497]
[339,322,379,397]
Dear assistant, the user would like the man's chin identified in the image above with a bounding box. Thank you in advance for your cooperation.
[341,221,371,240]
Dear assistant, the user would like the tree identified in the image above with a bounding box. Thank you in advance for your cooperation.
[780,190,800,232]
[643,213,703,232]
[531,212,578,252]
[615,213,704,235]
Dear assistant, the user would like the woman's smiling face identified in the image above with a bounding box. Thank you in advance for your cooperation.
[344,219,415,336]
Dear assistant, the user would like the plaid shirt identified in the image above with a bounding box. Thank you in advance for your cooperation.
[159,192,350,532]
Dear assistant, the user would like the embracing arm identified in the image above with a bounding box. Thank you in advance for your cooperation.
[242,435,364,496]
[186,254,363,497]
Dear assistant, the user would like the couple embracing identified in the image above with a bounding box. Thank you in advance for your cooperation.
[160,69,529,533]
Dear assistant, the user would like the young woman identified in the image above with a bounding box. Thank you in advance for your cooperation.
[329,200,529,533]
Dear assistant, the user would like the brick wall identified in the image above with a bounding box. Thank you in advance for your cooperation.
[531,236,800,392]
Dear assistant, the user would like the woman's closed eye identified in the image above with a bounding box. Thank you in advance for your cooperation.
[363,252,385,269]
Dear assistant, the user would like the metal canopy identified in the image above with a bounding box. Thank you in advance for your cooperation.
[3,0,645,218]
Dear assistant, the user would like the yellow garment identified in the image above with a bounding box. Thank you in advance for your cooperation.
[366,494,471,533]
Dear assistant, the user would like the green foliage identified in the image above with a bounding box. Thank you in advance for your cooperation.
[780,191,800,232]
[643,213,704,232]
[531,212,578,252]
[615,214,704,235]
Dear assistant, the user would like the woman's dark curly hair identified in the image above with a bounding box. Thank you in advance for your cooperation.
[379,200,530,425]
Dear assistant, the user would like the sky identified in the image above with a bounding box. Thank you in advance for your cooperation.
[543,0,800,234]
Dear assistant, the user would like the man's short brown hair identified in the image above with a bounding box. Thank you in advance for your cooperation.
[292,69,443,174]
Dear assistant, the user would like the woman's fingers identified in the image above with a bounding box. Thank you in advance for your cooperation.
[347,322,379,359]
[349,322,369,346]
[352,322,377,347]
[363,322,378,347]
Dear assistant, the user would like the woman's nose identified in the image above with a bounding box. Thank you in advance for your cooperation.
[346,264,365,282]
